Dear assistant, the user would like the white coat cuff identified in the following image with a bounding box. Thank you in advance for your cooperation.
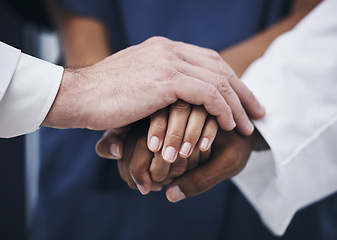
[0,53,64,138]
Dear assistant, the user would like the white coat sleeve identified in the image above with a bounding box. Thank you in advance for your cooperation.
[0,42,64,138]
[232,0,337,236]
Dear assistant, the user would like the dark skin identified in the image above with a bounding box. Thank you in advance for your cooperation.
[96,120,259,200]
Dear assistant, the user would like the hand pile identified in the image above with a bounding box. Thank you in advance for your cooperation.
[96,100,263,202]
[88,36,266,202]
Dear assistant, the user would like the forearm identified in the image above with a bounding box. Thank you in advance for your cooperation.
[45,0,112,66]
[220,0,321,77]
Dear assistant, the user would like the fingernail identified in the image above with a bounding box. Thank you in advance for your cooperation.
[199,138,209,151]
[149,136,160,151]
[167,185,185,202]
[110,143,120,158]
[137,184,149,195]
[163,146,176,163]
[179,142,191,157]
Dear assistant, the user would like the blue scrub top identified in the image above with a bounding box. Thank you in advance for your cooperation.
[60,0,292,51]
[33,1,337,240]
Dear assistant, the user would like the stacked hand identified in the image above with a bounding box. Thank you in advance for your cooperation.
[81,36,266,202]
[96,99,264,202]
[43,36,263,132]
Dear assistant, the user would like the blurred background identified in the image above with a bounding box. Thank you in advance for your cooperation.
[1,0,336,240]
[0,0,59,239]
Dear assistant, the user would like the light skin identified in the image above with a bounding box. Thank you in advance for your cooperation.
[45,0,265,132]
[42,36,259,131]
[48,0,321,199]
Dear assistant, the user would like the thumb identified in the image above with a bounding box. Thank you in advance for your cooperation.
[165,157,224,202]
[96,130,124,159]
[165,145,244,202]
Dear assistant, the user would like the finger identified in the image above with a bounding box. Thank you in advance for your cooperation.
[96,130,123,159]
[187,148,200,170]
[130,136,154,195]
[167,156,188,179]
[96,124,137,159]
[172,75,235,132]
[198,116,218,152]
[179,105,207,158]
[148,109,168,152]
[174,41,225,73]
[149,152,171,182]
[174,42,265,121]
[120,137,137,189]
[161,100,191,163]
[151,182,163,192]
[166,133,251,202]
[199,148,211,164]
[117,159,127,182]
[166,150,230,203]
[176,61,254,136]
[228,75,265,120]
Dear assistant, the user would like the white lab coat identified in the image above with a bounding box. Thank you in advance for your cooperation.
[0,0,336,235]
[234,0,337,236]
[0,42,63,138]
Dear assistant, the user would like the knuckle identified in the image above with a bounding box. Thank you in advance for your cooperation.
[147,36,168,44]
[218,75,231,94]
[155,37,173,49]
[164,53,177,62]
[205,83,219,99]
[157,67,179,80]
[150,170,167,182]
[166,130,183,142]
[208,49,221,60]
[170,164,187,177]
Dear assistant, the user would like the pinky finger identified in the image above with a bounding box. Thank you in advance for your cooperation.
[198,116,218,152]
[148,109,169,152]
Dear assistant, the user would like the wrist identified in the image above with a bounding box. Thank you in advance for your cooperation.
[41,68,86,129]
